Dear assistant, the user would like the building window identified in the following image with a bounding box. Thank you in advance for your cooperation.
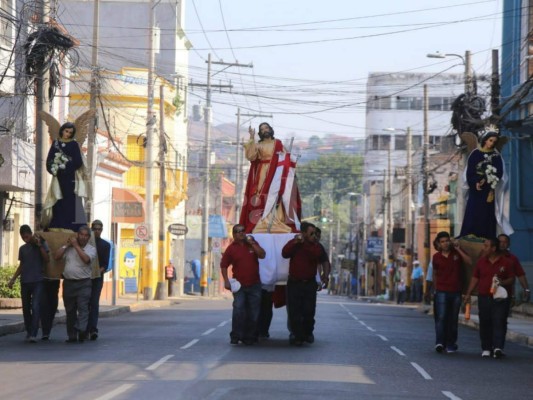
[412,135,422,149]
[379,135,391,150]
[395,135,406,150]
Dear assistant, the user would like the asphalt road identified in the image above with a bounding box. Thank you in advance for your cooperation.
[1,294,532,400]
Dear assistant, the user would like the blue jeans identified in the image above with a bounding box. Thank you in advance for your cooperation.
[434,291,461,347]
[231,283,262,342]
[87,276,104,334]
[478,295,509,351]
[21,281,43,337]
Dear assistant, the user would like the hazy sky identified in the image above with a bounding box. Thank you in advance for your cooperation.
[185,0,502,140]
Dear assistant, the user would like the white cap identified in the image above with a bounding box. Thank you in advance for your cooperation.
[229,278,241,293]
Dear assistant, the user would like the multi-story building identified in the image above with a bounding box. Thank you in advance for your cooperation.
[364,71,489,264]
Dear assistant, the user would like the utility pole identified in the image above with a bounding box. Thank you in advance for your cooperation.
[235,109,272,223]
[405,127,413,257]
[422,84,430,271]
[190,55,252,296]
[86,0,100,222]
[155,85,167,300]
[143,0,156,300]
[34,0,50,228]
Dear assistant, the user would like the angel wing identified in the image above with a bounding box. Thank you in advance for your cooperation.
[495,136,509,153]
[73,109,96,147]
[38,111,61,142]
[459,132,478,154]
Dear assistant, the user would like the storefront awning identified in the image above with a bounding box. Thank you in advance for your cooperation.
[111,187,145,223]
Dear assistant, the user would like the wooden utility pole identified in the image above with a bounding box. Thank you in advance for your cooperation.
[34,0,50,228]
[422,85,430,270]
[86,0,100,222]
[144,0,156,299]
[155,85,167,300]
[405,127,413,256]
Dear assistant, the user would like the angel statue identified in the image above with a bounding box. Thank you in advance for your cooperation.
[39,110,95,232]
[459,130,513,239]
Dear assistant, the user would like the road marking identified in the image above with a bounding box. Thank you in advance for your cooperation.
[146,354,174,371]
[411,362,432,380]
[390,346,405,356]
[377,334,388,341]
[181,339,199,349]
[202,328,216,336]
[94,384,134,400]
[218,320,229,327]
[359,321,367,327]
[366,326,376,332]
[442,391,462,400]
[351,315,359,321]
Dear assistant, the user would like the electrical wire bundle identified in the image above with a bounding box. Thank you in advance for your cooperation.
[23,25,78,100]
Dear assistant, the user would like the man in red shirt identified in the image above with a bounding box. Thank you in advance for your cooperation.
[432,231,472,354]
[282,222,323,346]
[220,224,266,345]
[498,234,530,302]
[464,237,515,358]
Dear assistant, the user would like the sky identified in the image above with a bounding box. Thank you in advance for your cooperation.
[184,0,502,141]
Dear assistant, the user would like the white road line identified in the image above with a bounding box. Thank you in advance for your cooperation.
[359,321,367,327]
[366,326,376,332]
[377,334,388,341]
[442,391,462,400]
[218,320,229,327]
[410,362,432,380]
[146,354,174,371]
[181,339,199,349]
[351,315,359,321]
[202,328,216,336]
[390,346,405,356]
[94,384,135,400]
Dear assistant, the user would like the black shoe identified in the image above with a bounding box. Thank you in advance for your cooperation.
[230,338,239,345]
[242,339,254,346]
[305,334,315,344]
[78,332,86,343]
[65,338,78,343]
[90,332,98,341]
[289,334,296,345]
[41,335,50,341]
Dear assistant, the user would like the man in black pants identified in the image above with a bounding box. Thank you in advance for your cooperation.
[87,220,111,341]
[282,222,323,346]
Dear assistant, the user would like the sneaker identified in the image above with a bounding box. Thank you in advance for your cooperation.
[493,348,504,359]
[90,332,98,341]
[41,335,50,341]
[446,344,458,353]
[230,338,239,345]
[481,350,491,358]
[29,337,37,343]
[435,344,444,353]
[305,334,315,344]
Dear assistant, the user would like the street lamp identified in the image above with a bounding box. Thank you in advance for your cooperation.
[426,50,472,95]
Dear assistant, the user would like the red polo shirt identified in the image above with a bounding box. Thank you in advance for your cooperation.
[433,249,464,292]
[473,254,515,296]
[220,241,260,287]
[282,239,323,280]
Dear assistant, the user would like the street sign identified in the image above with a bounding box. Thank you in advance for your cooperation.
[366,237,383,255]
[134,223,149,244]
[168,223,188,236]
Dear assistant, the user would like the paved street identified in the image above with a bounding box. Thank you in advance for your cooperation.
[1,294,532,400]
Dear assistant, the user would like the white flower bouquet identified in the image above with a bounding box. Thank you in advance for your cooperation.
[50,152,69,176]
[485,164,499,189]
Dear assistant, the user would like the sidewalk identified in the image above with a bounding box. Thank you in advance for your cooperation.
[357,295,533,348]
[0,293,224,338]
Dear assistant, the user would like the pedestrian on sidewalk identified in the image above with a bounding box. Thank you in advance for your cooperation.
[282,222,323,346]
[432,231,471,354]
[410,260,424,302]
[464,237,515,358]
[220,224,266,345]
[55,225,97,343]
[165,260,177,296]
[8,225,50,342]
[87,220,111,341]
